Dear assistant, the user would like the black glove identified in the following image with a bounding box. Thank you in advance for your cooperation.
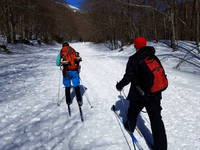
[116,82,123,91]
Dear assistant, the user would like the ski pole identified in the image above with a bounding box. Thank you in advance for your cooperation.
[82,85,93,108]
[57,68,62,106]
[122,89,127,99]
[112,106,133,150]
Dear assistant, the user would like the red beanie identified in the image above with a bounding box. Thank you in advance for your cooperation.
[134,37,147,50]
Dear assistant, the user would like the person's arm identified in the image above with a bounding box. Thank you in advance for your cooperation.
[56,52,61,66]
[116,57,137,91]
[75,52,82,63]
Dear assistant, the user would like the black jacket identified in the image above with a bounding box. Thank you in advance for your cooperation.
[117,46,161,101]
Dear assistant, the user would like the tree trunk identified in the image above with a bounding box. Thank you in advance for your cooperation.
[163,17,167,39]
[153,10,158,42]
[170,1,177,51]
[195,0,200,52]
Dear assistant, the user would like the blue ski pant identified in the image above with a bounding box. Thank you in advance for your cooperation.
[63,71,80,87]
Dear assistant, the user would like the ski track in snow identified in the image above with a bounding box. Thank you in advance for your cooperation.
[0,42,199,150]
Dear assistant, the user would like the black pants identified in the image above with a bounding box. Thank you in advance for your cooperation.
[65,86,82,105]
[127,96,167,150]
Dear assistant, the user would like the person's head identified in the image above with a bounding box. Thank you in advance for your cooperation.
[62,41,69,47]
[134,37,147,51]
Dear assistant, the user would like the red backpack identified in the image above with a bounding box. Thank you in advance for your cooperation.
[61,46,79,70]
[144,57,168,93]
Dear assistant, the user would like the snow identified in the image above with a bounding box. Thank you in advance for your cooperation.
[0,41,200,150]
[68,5,79,10]
[68,5,79,12]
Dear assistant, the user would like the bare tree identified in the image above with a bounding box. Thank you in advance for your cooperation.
[194,0,200,52]
[0,0,79,44]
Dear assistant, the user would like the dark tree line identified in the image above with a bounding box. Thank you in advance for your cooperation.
[80,0,200,50]
[0,0,78,43]
[0,0,199,51]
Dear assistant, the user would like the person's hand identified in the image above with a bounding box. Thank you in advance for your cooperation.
[61,61,69,65]
[75,57,82,63]
[75,56,82,65]
[116,82,123,91]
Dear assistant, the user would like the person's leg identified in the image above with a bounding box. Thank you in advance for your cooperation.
[71,71,80,87]
[74,86,82,106]
[71,71,82,106]
[63,71,71,88]
[125,100,144,133]
[65,87,72,105]
[63,71,72,105]
[145,96,167,150]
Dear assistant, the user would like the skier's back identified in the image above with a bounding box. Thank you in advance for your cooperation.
[56,42,83,107]
[116,37,168,150]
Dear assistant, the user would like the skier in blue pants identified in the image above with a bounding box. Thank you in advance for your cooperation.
[56,42,83,106]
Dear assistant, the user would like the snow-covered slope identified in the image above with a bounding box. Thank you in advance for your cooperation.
[68,5,79,11]
[0,42,199,150]
[54,0,80,12]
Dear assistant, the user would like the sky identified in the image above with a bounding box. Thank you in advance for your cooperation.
[66,0,84,8]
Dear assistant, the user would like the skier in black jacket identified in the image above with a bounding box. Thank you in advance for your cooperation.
[116,37,167,150]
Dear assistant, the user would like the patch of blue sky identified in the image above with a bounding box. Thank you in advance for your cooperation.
[65,0,84,8]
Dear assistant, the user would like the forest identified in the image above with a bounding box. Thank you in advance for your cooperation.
[0,0,199,51]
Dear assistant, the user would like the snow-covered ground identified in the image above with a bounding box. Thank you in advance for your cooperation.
[0,42,199,150]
